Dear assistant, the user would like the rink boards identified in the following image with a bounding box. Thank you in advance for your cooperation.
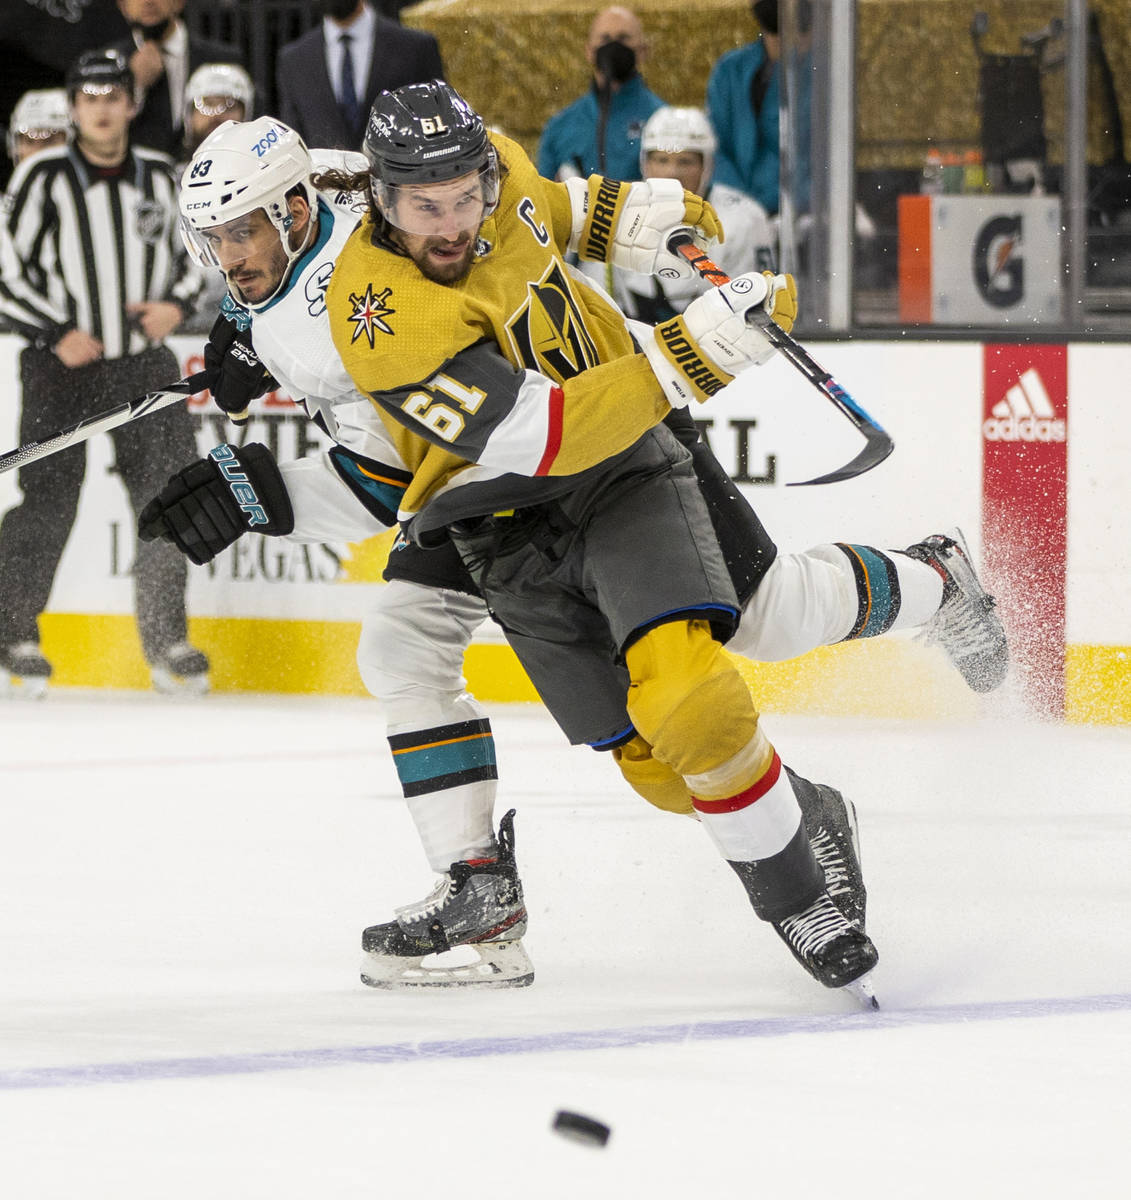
[0,333,1127,723]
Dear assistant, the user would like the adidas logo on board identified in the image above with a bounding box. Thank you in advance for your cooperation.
[982,368,1066,442]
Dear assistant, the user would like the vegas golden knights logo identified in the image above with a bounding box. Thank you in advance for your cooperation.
[505,262,599,381]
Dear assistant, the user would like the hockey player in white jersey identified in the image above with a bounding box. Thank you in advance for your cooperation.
[157,117,529,988]
[611,106,777,324]
[142,112,1007,999]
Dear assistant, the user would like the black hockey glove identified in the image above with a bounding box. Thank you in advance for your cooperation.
[203,300,278,425]
[138,443,294,566]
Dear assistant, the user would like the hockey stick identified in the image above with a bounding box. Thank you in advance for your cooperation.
[667,233,894,486]
[0,371,210,476]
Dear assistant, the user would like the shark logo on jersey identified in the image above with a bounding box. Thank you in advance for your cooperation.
[305,260,335,316]
[347,283,396,347]
[505,261,599,381]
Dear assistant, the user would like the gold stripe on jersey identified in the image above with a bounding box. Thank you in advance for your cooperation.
[326,133,670,520]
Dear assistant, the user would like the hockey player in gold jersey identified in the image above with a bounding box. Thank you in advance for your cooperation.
[137,89,1006,998]
[320,81,877,998]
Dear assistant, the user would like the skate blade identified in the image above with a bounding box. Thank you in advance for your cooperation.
[843,971,879,1010]
[360,938,534,990]
[150,667,210,696]
[1,672,48,700]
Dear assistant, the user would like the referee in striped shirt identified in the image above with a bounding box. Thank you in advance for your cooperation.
[0,48,209,696]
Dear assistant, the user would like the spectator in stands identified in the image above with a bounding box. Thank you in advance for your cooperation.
[106,0,242,158]
[536,5,664,182]
[5,89,70,167]
[611,106,776,324]
[182,62,254,158]
[706,0,812,216]
[0,49,208,698]
[175,63,256,333]
[0,0,130,189]
[276,0,444,151]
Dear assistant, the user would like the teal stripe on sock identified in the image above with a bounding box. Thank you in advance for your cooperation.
[393,734,497,787]
[848,544,896,638]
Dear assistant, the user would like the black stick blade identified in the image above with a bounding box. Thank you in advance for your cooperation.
[787,428,895,487]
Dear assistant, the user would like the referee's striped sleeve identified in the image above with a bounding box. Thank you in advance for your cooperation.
[0,163,72,341]
[151,156,204,317]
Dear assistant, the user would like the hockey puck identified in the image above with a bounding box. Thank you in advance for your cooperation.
[551,1110,611,1147]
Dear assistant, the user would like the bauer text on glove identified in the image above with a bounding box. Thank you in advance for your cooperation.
[138,442,294,566]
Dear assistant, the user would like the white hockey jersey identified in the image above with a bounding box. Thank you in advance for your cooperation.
[229,190,412,546]
[611,182,776,323]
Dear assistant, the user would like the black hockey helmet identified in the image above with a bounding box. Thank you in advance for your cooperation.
[363,80,499,232]
[66,49,134,101]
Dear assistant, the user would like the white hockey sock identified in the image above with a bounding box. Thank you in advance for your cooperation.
[387,717,499,871]
[687,750,803,862]
[405,784,498,872]
[886,551,946,630]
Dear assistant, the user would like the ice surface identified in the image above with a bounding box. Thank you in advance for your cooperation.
[1,693,1128,1198]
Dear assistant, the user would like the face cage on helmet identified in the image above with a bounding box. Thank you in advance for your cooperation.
[7,127,68,162]
[640,144,715,192]
[178,188,315,311]
[190,95,245,120]
[372,156,500,238]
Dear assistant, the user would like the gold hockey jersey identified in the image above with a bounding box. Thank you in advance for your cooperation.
[326,133,671,538]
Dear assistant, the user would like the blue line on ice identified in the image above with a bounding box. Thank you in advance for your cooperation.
[3,992,1128,1091]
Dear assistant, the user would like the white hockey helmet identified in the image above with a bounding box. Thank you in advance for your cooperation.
[640,106,717,189]
[7,88,70,162]
[178,116,318,308]
[183,62,255,128]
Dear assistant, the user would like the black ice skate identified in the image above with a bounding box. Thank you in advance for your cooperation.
[772,893,879,1005]
[150,641,210,696]
[904,527,1009,693]
[0,641,51,700]
[789,769,867,930]
[360,808,534,990]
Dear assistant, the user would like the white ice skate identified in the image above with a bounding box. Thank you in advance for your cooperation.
[150,642,210,696]
[905,527,1009,693]
[0,642,51,700]
[360,809,534,989]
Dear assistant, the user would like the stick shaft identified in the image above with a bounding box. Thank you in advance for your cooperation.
[667,236,894,485]
[0,371,210,476]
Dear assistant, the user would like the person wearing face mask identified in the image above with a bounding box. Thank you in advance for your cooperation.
[276,0,444,152]
[104,0,242,159]
[706,0,812,216]
[536,6,665,184]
